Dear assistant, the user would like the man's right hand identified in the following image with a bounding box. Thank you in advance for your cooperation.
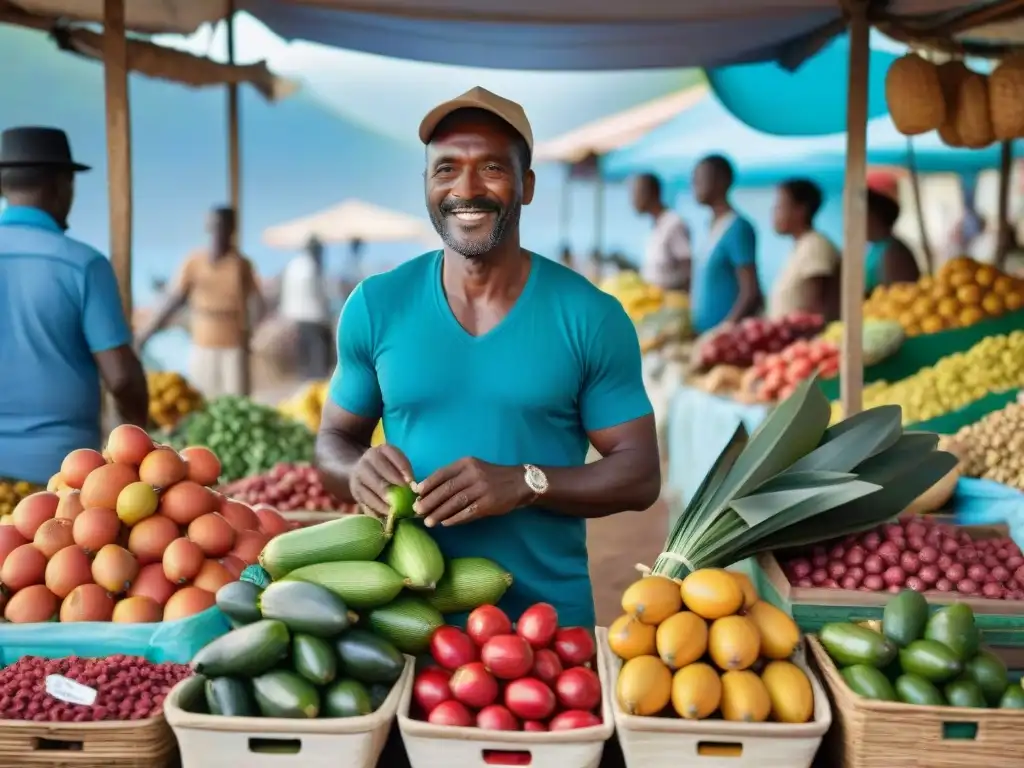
[350,445,415,518]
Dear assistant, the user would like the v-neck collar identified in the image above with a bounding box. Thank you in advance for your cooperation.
[432,250,539,343]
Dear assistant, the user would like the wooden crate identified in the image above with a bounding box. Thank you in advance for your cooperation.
[754,525,1024,649]
[808,635,1024,768]
[0,715,174,768]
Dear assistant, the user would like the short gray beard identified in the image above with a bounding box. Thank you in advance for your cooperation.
[429,201,522,258]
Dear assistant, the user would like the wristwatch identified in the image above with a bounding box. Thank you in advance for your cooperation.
[523,464,549,501]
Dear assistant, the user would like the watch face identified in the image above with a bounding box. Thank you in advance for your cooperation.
[526,465,548,492]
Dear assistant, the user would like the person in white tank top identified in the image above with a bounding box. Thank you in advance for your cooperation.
[631,173,691,290]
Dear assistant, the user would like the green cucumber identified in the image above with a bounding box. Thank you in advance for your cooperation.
[368,683,392,711]
[819,623,897,668]
[322,679,373,718]
[924,603,980,661]
[205,677,258,716]
[963,649,1009,706]
[215,581,264,626]
[894,674,945,706]
[192,619,290,677]
[259,515,390,579]
[283,561,406,609]
[384,520,445,591]
[841,664,897,701]
[425,557,513,614]
[882,589,929,648]
[944,679,987,708]
[335,628,405,684]
[900,640,963,684]
[292,634,337,686]
[258,581,354,637]
[252,670,320,718]
[367,594,444,655]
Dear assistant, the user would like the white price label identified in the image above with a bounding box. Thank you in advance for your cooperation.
[45,675,97,707]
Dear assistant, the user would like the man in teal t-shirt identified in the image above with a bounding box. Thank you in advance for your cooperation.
[316,87,661,629]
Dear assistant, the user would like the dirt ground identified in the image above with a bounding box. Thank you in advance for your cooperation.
[586,497,669,627]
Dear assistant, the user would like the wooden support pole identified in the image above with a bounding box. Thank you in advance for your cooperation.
[996,140,1012,270]
[103,0,132,321]
[839,0,870,418]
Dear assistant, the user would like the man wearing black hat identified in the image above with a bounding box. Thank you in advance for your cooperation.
[0,127,148,485]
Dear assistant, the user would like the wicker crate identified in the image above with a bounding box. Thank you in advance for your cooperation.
[164,657,412,767]
[808,635,1024,768]
[755,525,1024,648]
[398,630,613,768]
[598,628,830,768]
[0,714,175,768]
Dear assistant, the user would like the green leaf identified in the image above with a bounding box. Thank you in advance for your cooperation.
[854,432,941,482]
[685,421,748,513]
[755,470,857,494]
[786,405,903,474]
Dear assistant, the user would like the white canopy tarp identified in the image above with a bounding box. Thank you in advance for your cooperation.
[262,199,439,250]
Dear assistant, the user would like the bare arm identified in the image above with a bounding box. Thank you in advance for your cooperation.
[315,401,378,504]
[244,260,267,325]
[726,264,763,323]
[882,241,922,285]
[95,346,149,428]
[136,289,187,348]
[804,275,840,323]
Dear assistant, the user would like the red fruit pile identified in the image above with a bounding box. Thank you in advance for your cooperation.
[0,654,190,722]
[220,463,343,513]
[781,514,1024,600]
[742,338,840,403]
[697,312,824,370]
[413,603,602,733]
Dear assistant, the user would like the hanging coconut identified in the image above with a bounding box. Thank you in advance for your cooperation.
[937,61,970,147]
[989,54,1024,140]
[886,53,945,136]
[954,70,995,148]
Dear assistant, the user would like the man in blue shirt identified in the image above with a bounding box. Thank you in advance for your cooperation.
[316,88,661,628]
[0,127,148,484]
[690,154,762,334]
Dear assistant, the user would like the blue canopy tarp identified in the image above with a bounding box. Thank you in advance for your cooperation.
[601,91,1019,187]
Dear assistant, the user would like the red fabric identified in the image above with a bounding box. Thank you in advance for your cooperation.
[866,169,900,200]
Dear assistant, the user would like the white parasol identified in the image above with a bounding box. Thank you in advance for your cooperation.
[261,198,439,251]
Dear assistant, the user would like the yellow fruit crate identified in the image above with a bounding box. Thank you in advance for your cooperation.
[598,628,831,768]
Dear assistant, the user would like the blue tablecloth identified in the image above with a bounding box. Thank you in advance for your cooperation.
[665,385,769,524]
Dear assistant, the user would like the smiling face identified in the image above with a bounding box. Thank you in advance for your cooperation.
[425,109,535,258]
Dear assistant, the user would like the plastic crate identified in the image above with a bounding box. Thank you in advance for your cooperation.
[398,631,613,768]
[599,629,830,768]
[164,657,413,768]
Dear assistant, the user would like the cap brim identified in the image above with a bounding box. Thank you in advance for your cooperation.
[0,160,91,172]
[419,97,515,145]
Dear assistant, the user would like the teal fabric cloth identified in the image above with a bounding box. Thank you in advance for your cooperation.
[864,239,887,295]
[691,214,758,333]
[329,251,652,628]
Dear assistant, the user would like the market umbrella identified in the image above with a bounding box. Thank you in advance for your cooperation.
[261,199,439,251]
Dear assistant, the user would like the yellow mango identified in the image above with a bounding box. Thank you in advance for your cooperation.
[727,570,759,610]
[616,655,672,716]
[621,575,683,625]
[656,611,708,669]
[745,601,800,660]
[720,670,771,723]
[708,615,761,671]
[761,660,814,724]
[671,662,721,719]
[607,614,657,661]
[680,568,744,620]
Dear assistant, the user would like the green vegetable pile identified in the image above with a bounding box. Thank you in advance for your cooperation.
[164,396,315,482]
[818,590,1024,709]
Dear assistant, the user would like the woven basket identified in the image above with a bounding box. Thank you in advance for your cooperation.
[0,714,174,768]
[937,61,970,147]
[902,463,961,517]
[887,54,946,136]
[956,70,995,149]
[989,55,1024,140]
[808,636,1024,768]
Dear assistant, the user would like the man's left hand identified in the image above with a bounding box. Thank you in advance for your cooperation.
[412,458,529,528]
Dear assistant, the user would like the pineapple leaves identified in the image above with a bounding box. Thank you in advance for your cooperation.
[786,404,902,474]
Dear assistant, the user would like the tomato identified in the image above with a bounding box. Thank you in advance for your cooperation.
[476,704,520,731]
[522,720,548,732]
[516,602,559,649]
[413,667,453,715]
[427,699,474,727]
[552,627,595,667]
[450,662,499,709]
[549,710,602,731]
[467,605,512,646]
[481,634,535,680]
[554,667,601,712]
[430,626,479,670]
[504,677,556,721]
[530,648,562,685]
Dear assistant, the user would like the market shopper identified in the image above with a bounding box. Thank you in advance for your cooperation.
[865,189,921,292]
[768,178,840,321]
[280,236,332,380]
[690,154,762,334]
[631,173,691,290]
[137,206,264,398]
[0,127,148,484]
[316,86,661,628]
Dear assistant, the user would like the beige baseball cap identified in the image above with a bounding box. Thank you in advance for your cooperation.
[418,86,534,152]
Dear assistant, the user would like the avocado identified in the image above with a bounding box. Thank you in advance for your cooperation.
[924,603,980,661]
[944,679,987,708]
[841,664,897,701]
[963,649,1009,706]
[259,581,354,638]
[999,685,1024,709]
[819,623,898,668]
[900,639,963,684]
[368,682,392,711]
[882,589,929,648]
[215,580,264,626]
[322,678,373,718]
[335,628,406,684]
[895,674,945,706]
[252,670,321,718]
[292,633,338,686]
[204,676,258,716]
